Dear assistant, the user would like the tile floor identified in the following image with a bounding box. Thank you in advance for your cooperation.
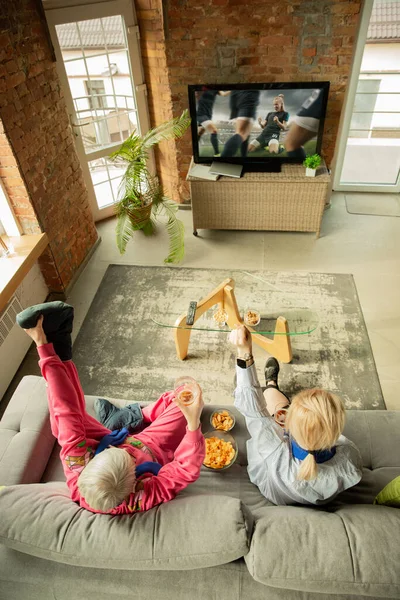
[2,192,400,413]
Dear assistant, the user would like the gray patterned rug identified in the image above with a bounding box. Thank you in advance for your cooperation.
[73,266,385,410]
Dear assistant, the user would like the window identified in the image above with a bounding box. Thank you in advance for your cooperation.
[0,181,20,237]
[84,79,107,109]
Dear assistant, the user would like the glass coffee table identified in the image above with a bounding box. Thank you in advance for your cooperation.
[151,271,319,364]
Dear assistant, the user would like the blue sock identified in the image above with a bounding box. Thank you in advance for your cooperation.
[241,138,249,158]
[210,133,219,154]
[221,134,243,158]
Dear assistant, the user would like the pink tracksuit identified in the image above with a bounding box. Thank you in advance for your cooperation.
[38,343,205,515]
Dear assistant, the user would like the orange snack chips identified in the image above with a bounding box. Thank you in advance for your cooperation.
[204,436,236,469]
[211,410,234,431]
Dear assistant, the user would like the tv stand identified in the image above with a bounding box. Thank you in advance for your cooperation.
[187,158,331,238]
[242,161,281,174]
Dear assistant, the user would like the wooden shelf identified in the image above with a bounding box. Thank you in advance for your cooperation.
[0,233,48,312]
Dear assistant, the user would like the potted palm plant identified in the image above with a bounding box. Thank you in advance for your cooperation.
[303,153,322,177]
[109,110,191,263]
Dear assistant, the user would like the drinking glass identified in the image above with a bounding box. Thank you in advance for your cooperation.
[174,376,201,406]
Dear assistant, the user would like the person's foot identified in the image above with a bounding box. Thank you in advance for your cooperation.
[264,357,280,386]
[16,301,74,361]
[94,398,144,433]
[213,153,221,157]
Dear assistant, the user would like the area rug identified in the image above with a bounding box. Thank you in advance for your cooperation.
[73,266,385,410]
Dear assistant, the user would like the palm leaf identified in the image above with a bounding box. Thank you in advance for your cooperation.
[156,198,185,264]
[109,133,146,164]
[115,212,136,255]
[142,110,191,150]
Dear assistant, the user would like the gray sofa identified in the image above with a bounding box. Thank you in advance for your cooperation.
[0,375,399,600]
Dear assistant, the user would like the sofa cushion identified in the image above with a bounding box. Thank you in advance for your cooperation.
[0,483,252,570]
[245,504,400,599]
[0,376,54,485]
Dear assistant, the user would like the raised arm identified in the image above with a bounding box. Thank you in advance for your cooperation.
[229,325,284,457]
[115,391,206,514]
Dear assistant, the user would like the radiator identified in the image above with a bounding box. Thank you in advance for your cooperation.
[0,263,48,400]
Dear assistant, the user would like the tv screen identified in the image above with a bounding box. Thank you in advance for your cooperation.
[188,82,330,167]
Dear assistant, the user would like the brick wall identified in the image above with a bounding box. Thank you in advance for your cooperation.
[0,0,98,292]
[136,0,362,202]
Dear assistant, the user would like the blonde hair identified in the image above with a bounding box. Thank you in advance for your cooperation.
[77,447,136,512]
[285,389,345,482]
[274,94,285,110]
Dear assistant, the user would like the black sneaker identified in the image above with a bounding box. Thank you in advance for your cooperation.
[264,357,280,386]
[16,301,74,361]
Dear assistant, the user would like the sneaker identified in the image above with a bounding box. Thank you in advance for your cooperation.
[213,153,221,157]
[264,357,280,385]
[16,301,74,361]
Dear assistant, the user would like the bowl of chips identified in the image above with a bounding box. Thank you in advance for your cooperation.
[203,430,238,470]
[210,409,235,432]
[244,309,261,327]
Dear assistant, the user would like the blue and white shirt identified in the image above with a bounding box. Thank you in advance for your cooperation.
[234,364,363,506]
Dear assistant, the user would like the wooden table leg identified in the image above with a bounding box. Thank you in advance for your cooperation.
[174,278,293,363]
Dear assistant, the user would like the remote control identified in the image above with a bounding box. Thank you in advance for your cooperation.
[186,301,197,326]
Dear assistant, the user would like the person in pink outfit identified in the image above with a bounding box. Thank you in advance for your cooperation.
[21,306,205,515]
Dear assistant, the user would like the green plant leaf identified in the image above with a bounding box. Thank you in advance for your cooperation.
[156,198,185,264]
[303,153,322,169]
[115,211,146,254]
[142,218,156,236]
[142,110,191,150]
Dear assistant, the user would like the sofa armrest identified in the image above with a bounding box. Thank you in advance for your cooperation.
[0,376,55,485]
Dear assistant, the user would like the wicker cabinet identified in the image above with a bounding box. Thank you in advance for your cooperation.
[187,160,331,238]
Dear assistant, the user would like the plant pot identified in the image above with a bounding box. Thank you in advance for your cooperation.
[127,202,152,229]
[305,167,317,177]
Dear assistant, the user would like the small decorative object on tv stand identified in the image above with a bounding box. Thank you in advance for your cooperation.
[303,154,322,178]
[187,158,331,239]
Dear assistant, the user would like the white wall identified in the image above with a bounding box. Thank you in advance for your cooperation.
[0,263,48,400]
[362,43,400,72]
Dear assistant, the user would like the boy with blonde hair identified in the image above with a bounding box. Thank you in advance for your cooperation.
[19,302,205,514]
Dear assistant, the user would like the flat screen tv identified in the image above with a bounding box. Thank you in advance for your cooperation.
[188,82,330,172]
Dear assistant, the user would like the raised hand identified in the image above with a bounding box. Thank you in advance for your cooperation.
[228,323,253,357]
[175,386,204,432]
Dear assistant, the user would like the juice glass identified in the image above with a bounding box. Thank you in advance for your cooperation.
[174,376,201,406]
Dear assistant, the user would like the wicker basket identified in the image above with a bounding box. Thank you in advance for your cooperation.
[127,203,152,228]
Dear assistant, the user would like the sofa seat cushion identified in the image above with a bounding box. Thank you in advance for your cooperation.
[0,377,54,485]
[0,482,252,570]
[245,504,400,599]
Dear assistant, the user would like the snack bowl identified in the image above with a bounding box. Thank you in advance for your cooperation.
[210,408,236,432]
[244,308,261,327]
[203,430,238,471]
[212,307,229,327]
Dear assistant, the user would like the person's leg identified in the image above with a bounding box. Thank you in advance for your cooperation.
[263,357,290,416]
[268,139,279,154]
[137,392,187,456]
[263,385,290,417]
[65,362,111,439]
[241,137,249,157]
[248,139,259,152]
[221,118,252,157]
[94,398,144,433]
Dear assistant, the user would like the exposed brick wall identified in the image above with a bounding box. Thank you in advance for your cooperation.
[135,0,182,201]
[0,0,98,292]
[136,0,362,202]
